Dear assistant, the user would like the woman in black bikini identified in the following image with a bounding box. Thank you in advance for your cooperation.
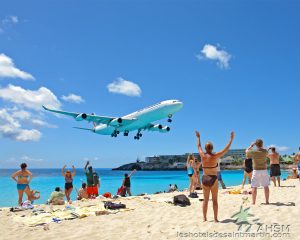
[195,130,234,222]
[241,158,253,188]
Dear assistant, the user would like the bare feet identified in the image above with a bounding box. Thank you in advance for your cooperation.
[266,201,269,205]
[214,219,219,223]
[203,218,207,222]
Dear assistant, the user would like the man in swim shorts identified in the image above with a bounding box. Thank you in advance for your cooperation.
[246,139,269,205]
[268,147,281,187]
[84,161,100,197]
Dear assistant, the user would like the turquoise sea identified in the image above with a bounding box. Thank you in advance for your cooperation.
[0,169,290,207]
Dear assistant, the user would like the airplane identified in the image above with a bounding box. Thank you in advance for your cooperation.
[42,99,183,140]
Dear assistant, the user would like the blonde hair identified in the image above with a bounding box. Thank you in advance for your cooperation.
[188,154,195,162]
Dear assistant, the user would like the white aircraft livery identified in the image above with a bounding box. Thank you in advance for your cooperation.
[43,100,183,140]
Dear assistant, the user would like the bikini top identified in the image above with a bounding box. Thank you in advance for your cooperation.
[19,175,29,179]
[65,175,73,183]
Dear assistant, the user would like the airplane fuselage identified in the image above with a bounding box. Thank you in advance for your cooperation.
[94,100,183,135]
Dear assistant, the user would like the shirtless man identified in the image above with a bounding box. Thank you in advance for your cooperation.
[268,147,281,187]
[195,130,234,222]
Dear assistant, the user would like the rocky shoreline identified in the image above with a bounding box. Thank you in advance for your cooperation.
[112,162,294,171]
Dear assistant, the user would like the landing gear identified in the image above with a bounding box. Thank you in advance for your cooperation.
[134,131,142,140]
[167,114,173,123]
[111,130,119,137]
[124,131,129,136]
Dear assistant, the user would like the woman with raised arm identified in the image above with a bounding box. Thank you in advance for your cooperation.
[195,131,234,222]
[11,163,33,205]
[62,165,76,203]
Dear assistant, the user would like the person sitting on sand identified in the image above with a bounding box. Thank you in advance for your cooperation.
[27,189,40,204]
[84,161,100,198]
[168,184,178,192]
[77,183,89,200]
[186,154,195,195]
[241,158,253,188]
[62,165,76,203]
[195,130,234,222]
[48,187,65,205]
[246,139,269,205]
[216,158,226,189]
[268,147,281,187]
[193,157,202,190]
[11,163,33,206]
[122,169,137,196]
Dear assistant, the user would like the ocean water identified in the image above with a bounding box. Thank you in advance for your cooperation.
[0,169,290,207]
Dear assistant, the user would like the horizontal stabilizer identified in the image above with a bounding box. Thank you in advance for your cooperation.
[73,127,94,132]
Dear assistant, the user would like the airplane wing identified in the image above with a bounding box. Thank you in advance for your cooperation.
[42,106,136,126]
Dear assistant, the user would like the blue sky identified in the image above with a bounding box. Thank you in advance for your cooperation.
[0,0,299,168]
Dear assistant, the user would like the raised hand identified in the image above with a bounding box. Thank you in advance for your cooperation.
[230,131,235,140]
[195,131,200,138]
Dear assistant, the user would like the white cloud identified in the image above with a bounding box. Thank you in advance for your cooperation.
[2,16,19,25]
[21,155,43,163]
[0,108,41,142]
[197,44,231,69]
[61,93,85,104]
[107,77,142,97]
[0,84,61,110]
[269,144,290,152]
[12,109,57,128]
[0,53,35,80]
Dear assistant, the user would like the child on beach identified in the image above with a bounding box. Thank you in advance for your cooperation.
[186,154,195,195]
[27,189,40,204]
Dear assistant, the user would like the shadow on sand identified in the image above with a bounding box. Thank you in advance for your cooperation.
[261,202,295,207]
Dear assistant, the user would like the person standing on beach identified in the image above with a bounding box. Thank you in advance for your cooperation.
[293,147,300,181]
[268,147,281,187]
[193,157,202,190]
[246,139,269,205]
[84,161,100,197]
[186,154,195,195]
[216,159,226,189]
[241,158,253,189]
[11,163,33,205]
[122,169,136,196]
[195,131,234,222]
[62,165,76,203]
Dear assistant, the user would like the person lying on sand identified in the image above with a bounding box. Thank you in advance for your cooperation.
[47,187,65,205]
[195,130,234,222]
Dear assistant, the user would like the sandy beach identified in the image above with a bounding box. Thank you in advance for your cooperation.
[1,179,299,240]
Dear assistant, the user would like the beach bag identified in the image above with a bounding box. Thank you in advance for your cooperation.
[189,192,198,198]
[173,194,191,207]
[104,201,126,210]
[102,192,112,198]
[117,186,126,196]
